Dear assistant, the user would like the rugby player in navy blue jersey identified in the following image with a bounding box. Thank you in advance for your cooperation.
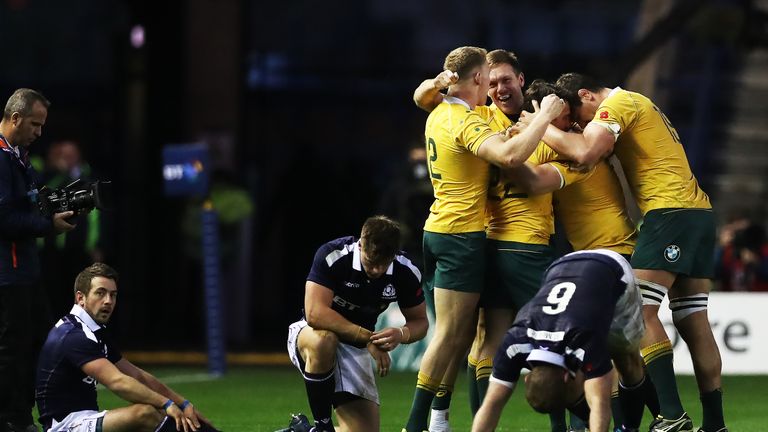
[472,250,649,432]
[286,216,428,432]
[35,263,216,432]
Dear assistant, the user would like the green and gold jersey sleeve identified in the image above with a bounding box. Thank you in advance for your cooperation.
[423,97,496,234]
[593,89,710,214]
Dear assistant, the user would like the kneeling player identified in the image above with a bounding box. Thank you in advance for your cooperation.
[287,216,428,431]
[35,263,217,432]
[472,250,651,432]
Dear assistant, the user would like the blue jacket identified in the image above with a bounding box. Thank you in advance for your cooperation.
[0,134,54,286]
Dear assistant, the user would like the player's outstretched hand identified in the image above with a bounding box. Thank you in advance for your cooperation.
[433,70,459,90]
[370,327,404,351]
[367,342,391,377]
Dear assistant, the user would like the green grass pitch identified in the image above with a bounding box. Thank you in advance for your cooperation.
[90,366,766,431]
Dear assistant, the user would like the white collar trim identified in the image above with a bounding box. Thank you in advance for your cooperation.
[607,86,622,97]
[69,304,103,332]
[443,95,472,110]
[527,349,566,368]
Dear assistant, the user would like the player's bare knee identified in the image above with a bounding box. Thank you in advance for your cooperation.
[132,404,163,431]
[304,329,339,358]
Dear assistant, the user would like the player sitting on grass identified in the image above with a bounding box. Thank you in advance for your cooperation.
[35,263,219,432]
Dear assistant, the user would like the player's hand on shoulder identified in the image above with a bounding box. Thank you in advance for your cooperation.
[366,342,391,377]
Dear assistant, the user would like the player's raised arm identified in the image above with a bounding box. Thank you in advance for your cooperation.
[507,162,565,195]
[477,94,565,168]
[413,70,459,112]
[539,117,615,168]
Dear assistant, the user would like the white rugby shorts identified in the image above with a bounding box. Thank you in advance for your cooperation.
[47,410,106,432]
[608,263,645,354]
[287,319,379,404]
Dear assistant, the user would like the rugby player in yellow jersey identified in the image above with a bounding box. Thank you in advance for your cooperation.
[520,80,662,431]
[402,46,565,432]
[538,73,726,432]
[413,51,576,432]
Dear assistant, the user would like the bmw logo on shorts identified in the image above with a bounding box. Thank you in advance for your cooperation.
[664,245,681,262]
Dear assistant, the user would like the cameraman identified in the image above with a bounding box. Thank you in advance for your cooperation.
[0,89,75,432]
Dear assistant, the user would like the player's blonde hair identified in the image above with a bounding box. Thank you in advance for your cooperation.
[443,46,487,82]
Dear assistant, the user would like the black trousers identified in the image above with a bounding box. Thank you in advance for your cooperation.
[0,283,52,426]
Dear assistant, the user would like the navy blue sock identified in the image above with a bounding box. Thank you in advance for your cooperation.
[303,369,336,431]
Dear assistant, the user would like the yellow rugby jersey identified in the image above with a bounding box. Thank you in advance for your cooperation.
[423,96,498,234]
[486,142,565,245]
[592,88,711,214]
[474,103,511,132]
[553,161,637,255]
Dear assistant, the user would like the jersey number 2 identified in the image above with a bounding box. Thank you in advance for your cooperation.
[427,138,442,179]
[542,282,576,315]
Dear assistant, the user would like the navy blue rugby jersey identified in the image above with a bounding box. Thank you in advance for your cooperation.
[35,305,122,428]
[493,250,634,384]
[306,236,424,331]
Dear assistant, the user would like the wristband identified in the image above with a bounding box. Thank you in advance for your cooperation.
[180,400,191,409]
[162,399,174,411]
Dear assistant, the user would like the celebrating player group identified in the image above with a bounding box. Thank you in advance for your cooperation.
[286,45,727,432]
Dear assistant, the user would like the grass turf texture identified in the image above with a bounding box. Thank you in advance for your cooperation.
[87,366,764,431]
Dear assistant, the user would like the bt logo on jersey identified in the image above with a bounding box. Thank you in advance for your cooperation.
[333,295,360,311]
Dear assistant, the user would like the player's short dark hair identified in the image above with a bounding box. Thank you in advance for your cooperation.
[74,263,119,299]
[443,46,487,83]
[486,49,522,75]
[555,73,604,109]
[522,79,559,112]
[3,88,50,120]
[360,215,401,264]
[525,364,569,413]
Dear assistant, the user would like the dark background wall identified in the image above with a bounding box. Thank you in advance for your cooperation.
[1,0,758,351]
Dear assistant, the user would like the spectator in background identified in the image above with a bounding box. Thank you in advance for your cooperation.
[37,140,104,318]
[0,89,76,432]
[378,141,433,271]
[715,214,768,292]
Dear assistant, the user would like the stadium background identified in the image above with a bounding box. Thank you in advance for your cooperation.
[3,0,768,429]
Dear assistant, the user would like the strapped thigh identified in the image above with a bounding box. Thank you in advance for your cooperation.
[669,293,709,322]
[637,279,669,306]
